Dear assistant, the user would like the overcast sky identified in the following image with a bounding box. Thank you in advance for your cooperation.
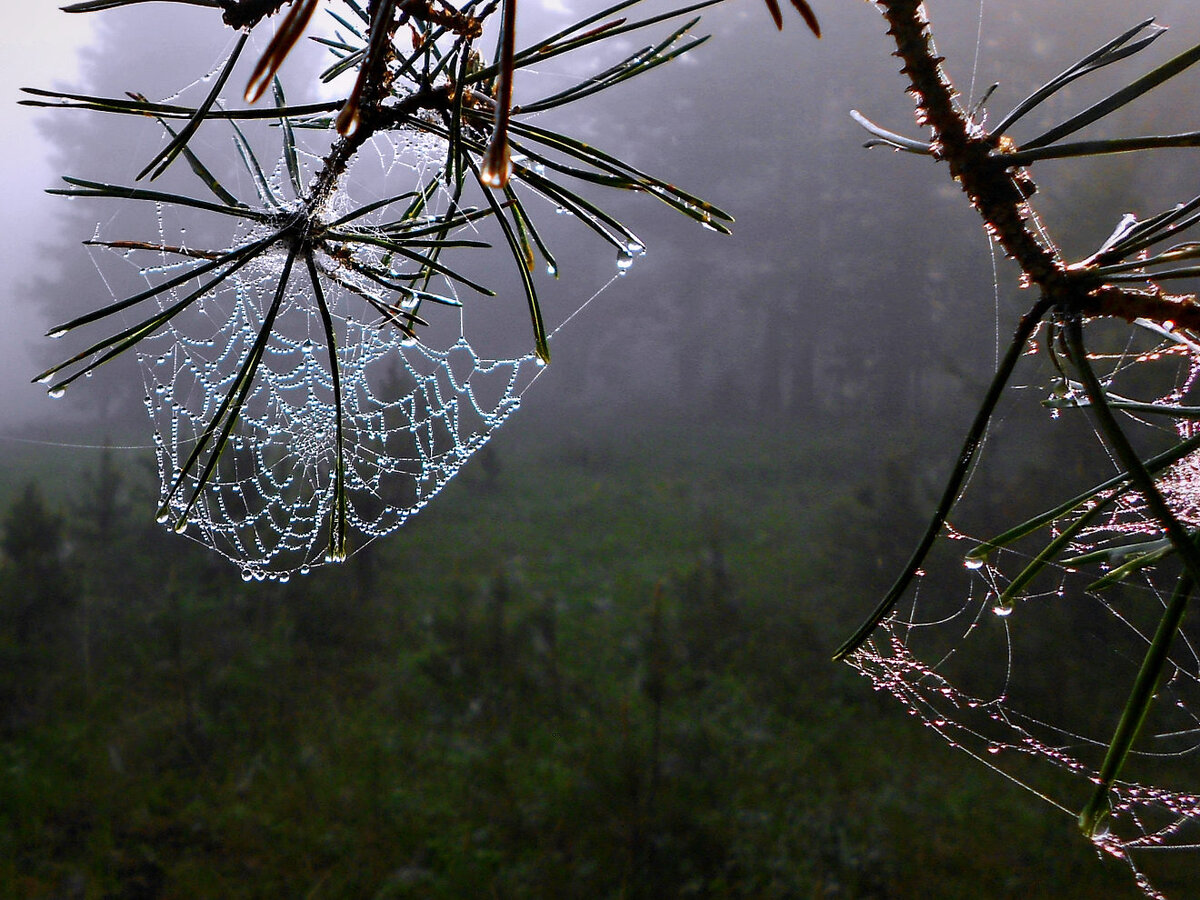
[1,6,95,427]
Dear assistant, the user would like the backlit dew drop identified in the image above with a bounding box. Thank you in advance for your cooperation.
[992,604,1013,618]
[48,329,68,339]
[47,387,66,399]
[156,510,171,524]
[174,518,189,534]
[964,557,985,570]
[616,252,634,274]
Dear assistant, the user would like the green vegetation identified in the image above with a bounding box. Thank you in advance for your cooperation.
[0,414,1145,898]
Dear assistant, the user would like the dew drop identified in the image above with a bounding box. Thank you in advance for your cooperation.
[964,557,984,570]
[241,568,254,582]
[156,510,171,524]
[173,518,189,534]
[47,387,66,399]
[48,329,68,339]
[992,604,1014,618]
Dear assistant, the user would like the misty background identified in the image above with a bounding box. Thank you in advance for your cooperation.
[3,1,1200,897]
[8,1,1200,437]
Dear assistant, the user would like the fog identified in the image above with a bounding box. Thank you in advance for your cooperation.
[9,1,1200,440]
[7,4,1200,896]
[0,7,94,427]
[6,1,1200,440]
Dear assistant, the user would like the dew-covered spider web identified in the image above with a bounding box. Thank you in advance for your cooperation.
[845,322,1200,899]
[75,39,630,581]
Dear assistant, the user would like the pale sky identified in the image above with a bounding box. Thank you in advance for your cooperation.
[1,5,95,426]
[0,0,582,430]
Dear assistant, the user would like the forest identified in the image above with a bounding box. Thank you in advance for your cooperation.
[4,0,1200,896]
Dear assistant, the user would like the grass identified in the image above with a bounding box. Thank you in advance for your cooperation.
[0,407,1152,898]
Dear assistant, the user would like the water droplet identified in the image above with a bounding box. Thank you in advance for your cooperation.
[47,387,66,399]
[241,568,254,582]
[964,557,984,570]
[992,604,1013,618]
[173,518,188,534]
[301,339,314,354]
[536,357,547,368]
[546,264,557,276]
[48,329,67,339]
[156,509,171,524]
[616,252,634,274]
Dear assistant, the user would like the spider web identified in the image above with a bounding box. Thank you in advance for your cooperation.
[77,44,626,579]
[846,325,1200,899]
[133,137,546,578]
[139,293,538,580]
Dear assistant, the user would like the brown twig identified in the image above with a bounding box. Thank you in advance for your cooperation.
[874,0,1200,325]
